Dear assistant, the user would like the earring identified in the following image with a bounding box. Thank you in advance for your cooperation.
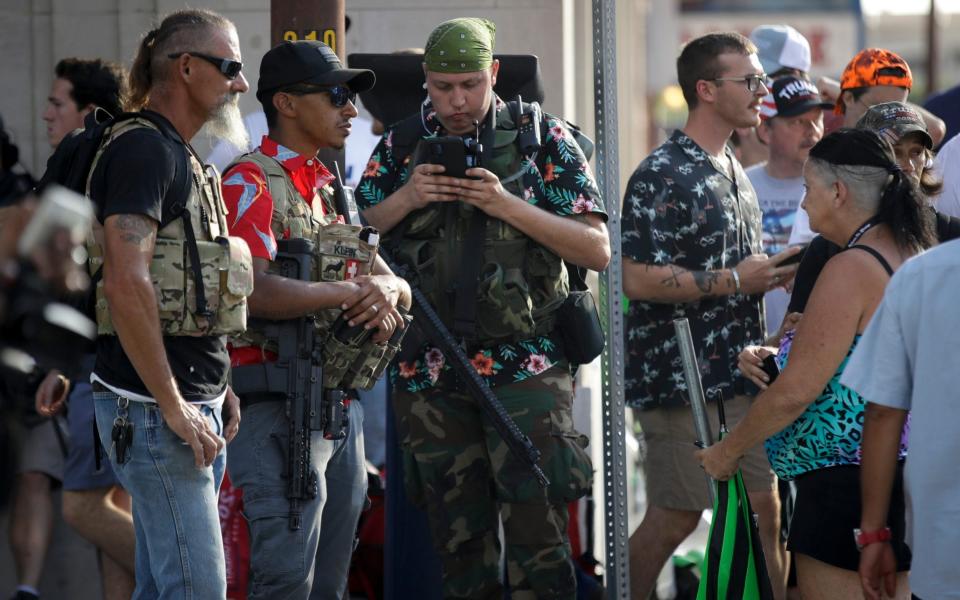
[422,82,427,90]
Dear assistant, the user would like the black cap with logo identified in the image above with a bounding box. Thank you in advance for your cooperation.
[256,40,376,101]
[760,76,833,120]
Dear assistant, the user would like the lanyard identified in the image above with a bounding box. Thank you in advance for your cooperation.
[846,217,881,248]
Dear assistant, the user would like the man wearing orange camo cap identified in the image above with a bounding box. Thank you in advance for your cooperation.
[835,48,945,144]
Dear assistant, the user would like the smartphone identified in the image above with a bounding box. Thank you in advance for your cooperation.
[761,354,780,384]
[777,243,809,267]
[412,136,470,179]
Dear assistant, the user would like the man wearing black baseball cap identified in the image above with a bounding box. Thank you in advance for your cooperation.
[222,40,410,599]
[748,75,832,334]
[256,39,375,101]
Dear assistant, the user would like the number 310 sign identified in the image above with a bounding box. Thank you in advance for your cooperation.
[283,29,337,52]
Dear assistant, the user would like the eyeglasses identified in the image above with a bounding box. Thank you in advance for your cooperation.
[711,74,767,93]
[282,84,357,108]
[167,52,243,80]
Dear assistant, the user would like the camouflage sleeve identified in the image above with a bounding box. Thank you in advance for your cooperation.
[221,162,278,261]
[356,129,405,210]
[621,167,686,266]
[537,116,606,219]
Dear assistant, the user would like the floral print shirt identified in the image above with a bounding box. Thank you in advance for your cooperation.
[356,97,606,391]
[622,130,765,410]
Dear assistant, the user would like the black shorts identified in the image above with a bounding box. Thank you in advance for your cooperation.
[787,463,911,572]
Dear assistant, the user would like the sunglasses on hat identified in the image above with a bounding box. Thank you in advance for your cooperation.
[282,84,357,108]
[168,52,243,80]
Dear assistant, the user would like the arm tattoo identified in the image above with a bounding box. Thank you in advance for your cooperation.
[659,265,684,288]
[693,270,721,295]
[657,264,726,298]
[114,214,157,251]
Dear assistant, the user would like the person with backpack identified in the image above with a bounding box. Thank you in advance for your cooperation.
[42,58,126,149]
[77,9,252,598]
[356,17,610,599]
[25,57,134,600]
[219,40,411,599]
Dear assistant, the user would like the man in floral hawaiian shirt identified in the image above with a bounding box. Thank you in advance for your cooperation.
[356,17,610,600]
[621,32,801,600]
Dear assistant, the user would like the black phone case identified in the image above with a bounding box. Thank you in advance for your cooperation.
[761,354,780,384]
[413,137,469,179]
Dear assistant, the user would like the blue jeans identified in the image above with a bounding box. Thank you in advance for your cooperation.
[93,391,226,600]
[227,399,367,600]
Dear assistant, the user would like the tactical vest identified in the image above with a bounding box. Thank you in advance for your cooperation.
[86,118,253,337]
[388,105,569,347]
[226,150,391,390]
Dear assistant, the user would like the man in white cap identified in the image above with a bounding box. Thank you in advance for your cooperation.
[750,24,811,80]
[732,25,813,169]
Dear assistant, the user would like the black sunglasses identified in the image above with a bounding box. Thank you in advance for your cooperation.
[282,84,357,108]
[168,52,243,80]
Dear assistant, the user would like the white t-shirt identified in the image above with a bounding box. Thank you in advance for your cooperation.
[841,239,960,600]
[745,163,812,333]
[933,134,960,218]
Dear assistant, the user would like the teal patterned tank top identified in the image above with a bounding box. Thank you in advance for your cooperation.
[765,335,875,480]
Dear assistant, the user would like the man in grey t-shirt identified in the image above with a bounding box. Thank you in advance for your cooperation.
[841,239,960,600]
[747,75,830,333]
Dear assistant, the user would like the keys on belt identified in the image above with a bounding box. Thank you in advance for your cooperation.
[111,396,133,464]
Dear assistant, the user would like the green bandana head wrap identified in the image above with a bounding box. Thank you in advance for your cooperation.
[424,18,496,73]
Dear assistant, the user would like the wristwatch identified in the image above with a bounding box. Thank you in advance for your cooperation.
[853,527,891,551]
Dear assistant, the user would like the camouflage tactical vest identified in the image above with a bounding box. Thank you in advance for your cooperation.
[226,150,390,390]
[86,118,254,337]
[389,106,569,347]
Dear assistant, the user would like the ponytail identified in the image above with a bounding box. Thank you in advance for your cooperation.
[128,28,159,111]
[125,9,232,111]
[877,167,936,251]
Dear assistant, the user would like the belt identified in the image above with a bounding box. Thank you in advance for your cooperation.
[92,381,110,393]
[231,362,287,396]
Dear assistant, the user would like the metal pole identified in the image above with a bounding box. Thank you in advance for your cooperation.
[927,0,940,96]
[592,1,629,598]
[673,318,716,505]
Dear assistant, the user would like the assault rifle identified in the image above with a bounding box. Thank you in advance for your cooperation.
[232,238,323,530]
[330,164,549,487]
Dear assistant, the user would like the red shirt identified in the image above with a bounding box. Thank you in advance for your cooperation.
[221,135,336,367]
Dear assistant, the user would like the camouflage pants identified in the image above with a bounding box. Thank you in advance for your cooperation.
[393,366,593,600]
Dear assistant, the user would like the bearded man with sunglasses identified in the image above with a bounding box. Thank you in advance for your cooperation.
[87,9,252,599]
[220,40,412,600]
[621,32,800,599]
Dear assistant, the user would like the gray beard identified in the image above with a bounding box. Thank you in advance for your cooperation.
[201,94,249,150]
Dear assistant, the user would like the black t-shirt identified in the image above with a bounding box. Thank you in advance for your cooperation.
[788,208,960,314]
[787,235,840,314]
[88,111,228,402]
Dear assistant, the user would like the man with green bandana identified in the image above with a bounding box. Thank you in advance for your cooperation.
[357,17,611,600]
